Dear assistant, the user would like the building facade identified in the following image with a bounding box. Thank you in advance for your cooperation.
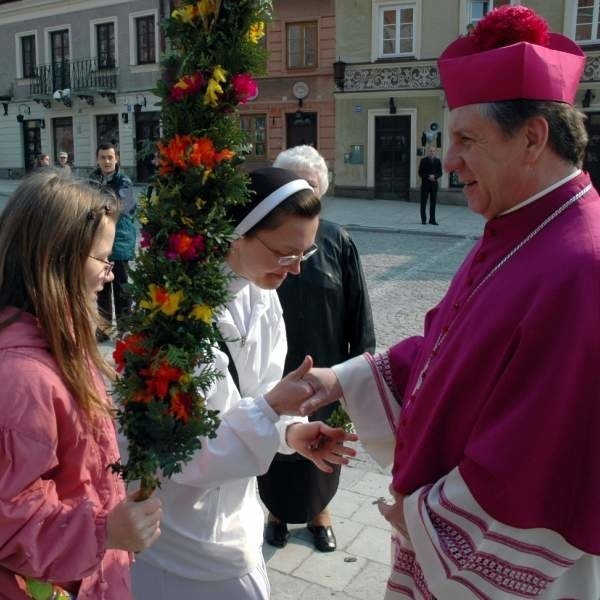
[333,0,600,200]
[0,0,166,179]
[238,0,336,181]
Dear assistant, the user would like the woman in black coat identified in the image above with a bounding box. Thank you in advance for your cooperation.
[258,146,375,552]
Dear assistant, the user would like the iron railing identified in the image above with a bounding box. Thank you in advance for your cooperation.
[30,56,118,97]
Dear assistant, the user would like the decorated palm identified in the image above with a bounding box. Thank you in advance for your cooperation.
[111,0,272,499]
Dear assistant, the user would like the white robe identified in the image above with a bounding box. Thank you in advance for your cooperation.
[132,276,304,586]
[334,354,600,599]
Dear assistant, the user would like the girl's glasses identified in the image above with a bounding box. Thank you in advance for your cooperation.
[89,255,115,277]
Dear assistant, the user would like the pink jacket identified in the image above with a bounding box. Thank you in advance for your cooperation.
[0,310,131,599]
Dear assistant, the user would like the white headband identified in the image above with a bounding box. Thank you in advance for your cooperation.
[234,179,313,236]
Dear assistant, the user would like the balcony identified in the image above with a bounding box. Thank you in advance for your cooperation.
[29,56,118,107]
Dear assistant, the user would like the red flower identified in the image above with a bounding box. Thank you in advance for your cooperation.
[140,361,184,399]
[170,390,194,422]
[231,73,258,104]
[169,72,205,102]
[166,230,206,261]
[114,334,147,373]
[473,6,549,51]
[140,229,153,249]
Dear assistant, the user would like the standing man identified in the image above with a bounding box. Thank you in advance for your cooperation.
[418,146,442,225]
[89,143,136,336]
[57,151,71,175]
[296,6,600,598]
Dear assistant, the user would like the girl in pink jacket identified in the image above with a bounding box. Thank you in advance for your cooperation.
[0,172,162,599]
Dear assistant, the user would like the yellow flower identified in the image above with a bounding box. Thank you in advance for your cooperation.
[197,0,219,16]
[150,192,159,206]
[172,5,196,23]
[195,197,206,210]
[212,65,227,83]
[247,22,265,43]
[204,78,223,106]
[140,284,184,316]
[139,214,149,225]
[181,216,194,228]
[190,303,213,324]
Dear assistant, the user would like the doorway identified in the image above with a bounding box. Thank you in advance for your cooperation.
[374,115,411,200]
[22,120,42,171]
[53,116,73,166]
[584,111,600,191]
[286,111,317,148]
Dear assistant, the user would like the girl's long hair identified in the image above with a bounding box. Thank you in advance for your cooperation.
[0,170,119,416]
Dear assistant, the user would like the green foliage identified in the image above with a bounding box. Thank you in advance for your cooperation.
[111,0,272,496]
[326,406,355,434]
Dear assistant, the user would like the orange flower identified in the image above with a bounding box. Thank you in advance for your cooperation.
[158,134,192,175]
[140,361,184,399]
[170,390,194,422]
[114,334,147,373]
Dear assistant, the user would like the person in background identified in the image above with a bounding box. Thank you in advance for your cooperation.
[131,167,357,600]
[57,151,72,176]
[89,143,137,337]
[295,6,600,598]
[0,171,162,600]
[35,153,50,170]
[418,146,442,225]
[258,146,375,553]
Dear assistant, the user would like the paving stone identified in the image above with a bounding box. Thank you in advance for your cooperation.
[343,561,391,600]
[351,494,393,529]
[268,569,311,600]
[298,582,362,599]
[293,551,368,591]
[346,525,391,565]
[264,537,313,574]
[328,488,366,519]
[349,471,393,499]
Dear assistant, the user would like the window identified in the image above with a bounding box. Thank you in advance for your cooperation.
[575,0,600,43]
[21,35,36,78]
[96,22,115,68]
[96,114,119,148]
[379,5,415,57]
[240,114,267,157]
[286,22,317,69]
[136,15,156,65]
[469,0,516,24]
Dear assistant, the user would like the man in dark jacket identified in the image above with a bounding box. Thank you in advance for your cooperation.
[89,143,137,336]
[418,146,443,225]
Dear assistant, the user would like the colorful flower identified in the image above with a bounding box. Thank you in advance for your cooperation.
[170,390,194,422]
[169,72,205,102]
[140,229,153,249]
[204,66,227,107]
[157,134,191,175]
[189,304,213,324]
[157,134,234,176]
[231,73,258,104]
[166,230,206,261]
[140,284,184,316]
[247,21,265,43]
[113,334,148,373]
[140,360,184,399]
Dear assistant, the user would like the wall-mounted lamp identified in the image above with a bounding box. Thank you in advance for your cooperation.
[583,89,596,108]
[134,95,147,113]
[16,104,30,122]
[333,58,346,91]
[0,95,10,117]
[121,112,129,124]
[389,97,397,115]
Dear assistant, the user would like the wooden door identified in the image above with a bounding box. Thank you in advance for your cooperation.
[375,115,410,200]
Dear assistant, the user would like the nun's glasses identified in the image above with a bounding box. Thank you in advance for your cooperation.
[254,234,318,266]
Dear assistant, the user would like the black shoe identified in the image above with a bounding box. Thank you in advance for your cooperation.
[421,221,427,225]
[307,524,337,552]
[429,221,439,225]
[265,520,289,548]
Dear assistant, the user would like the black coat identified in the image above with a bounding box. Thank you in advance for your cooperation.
[418,155,442,187]
[257,219,375,522]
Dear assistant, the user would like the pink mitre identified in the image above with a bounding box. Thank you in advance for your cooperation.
[438,5,585,109]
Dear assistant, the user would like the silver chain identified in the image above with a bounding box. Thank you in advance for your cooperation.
[410,183,592,401]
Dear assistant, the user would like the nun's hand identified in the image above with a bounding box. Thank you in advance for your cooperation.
[264,355,314,415]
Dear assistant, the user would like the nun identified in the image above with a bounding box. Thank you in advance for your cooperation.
[131,167,358,600]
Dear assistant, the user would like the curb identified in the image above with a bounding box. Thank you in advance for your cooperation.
[341,223,481,240]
